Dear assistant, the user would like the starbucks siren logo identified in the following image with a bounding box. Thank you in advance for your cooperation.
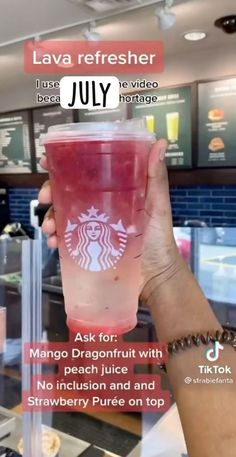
[64,206,128,272]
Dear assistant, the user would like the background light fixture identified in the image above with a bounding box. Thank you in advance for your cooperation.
[83,21,101,41]
[155,0,176,31]
[28,35,46,58]
[184,31,207,41]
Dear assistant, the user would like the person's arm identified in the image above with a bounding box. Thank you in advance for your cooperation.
[144,263,236,457]
[140,142,236,457]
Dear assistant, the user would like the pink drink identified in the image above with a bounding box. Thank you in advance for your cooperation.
[42,121,152,335]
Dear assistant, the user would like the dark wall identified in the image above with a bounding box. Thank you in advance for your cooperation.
[7,185,236,236]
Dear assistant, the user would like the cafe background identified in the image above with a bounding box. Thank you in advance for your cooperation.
[0,0,235,456]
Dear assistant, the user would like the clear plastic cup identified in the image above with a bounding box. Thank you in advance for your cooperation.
[41,119,153,335]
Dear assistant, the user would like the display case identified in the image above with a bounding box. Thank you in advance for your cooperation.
[174,226,236,328]
[0,237,173,457]
[1,228,235,456]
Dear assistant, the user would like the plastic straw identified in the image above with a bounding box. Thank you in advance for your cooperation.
[22,231,42,457]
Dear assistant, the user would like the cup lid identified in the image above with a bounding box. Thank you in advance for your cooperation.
[40,118,155,144]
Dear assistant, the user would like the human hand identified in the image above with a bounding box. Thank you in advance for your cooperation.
[140,140,183,304]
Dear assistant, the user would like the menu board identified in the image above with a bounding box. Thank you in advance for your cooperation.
[79,103,127,122]
[0,110,32,174]
[132,86,192,168]
[198,78,236,167]
[33,105,73,172]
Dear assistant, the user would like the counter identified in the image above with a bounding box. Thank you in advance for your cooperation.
[127,405,187,457]
[0,406,120,457]
[0,404,188,457]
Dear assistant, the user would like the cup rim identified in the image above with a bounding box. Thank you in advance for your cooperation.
[40,119,155,144]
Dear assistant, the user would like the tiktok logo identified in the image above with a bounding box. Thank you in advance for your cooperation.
[206,341,224,362]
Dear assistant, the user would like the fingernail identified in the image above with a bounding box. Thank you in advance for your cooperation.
[159,148,166,161]
[42,180,49,189]
[38,188,43,199]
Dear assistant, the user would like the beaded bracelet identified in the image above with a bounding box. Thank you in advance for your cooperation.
[159,329,236,372]
[167,329,236,354]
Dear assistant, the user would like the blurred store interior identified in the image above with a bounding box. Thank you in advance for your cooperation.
[0,1,236,456]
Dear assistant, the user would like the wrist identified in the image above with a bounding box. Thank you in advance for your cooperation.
[143,258,220,342]
[141,249,187,307]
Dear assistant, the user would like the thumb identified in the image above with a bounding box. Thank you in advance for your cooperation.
[146,139,173,224]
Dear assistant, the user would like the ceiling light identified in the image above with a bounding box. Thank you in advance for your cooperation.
[155,0,176,31]
[68,0,139,13]
[83,21,101,41]
[28,36,46,58]
[184,31,207,41]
